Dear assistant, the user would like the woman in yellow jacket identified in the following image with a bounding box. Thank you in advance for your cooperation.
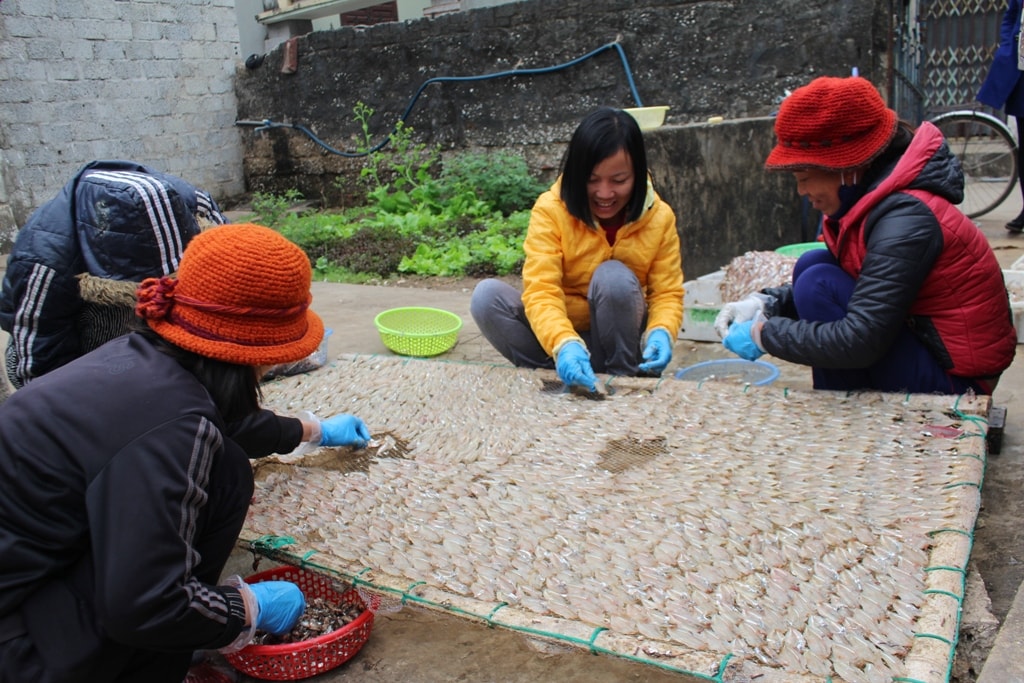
[470,107,684,392]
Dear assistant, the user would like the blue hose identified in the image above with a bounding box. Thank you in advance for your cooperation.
[235,41,644,158]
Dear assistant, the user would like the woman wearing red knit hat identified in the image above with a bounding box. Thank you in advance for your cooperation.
[715,76,1017,394]
[0,224,368,682]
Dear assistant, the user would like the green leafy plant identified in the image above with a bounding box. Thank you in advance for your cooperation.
[256,103,545,282]
[250,189,304,229]
[440,152,546,216]
[353,102,442,214]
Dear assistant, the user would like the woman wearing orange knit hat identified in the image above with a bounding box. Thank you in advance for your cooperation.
[715,76,1016,394]
[0,224,367,682]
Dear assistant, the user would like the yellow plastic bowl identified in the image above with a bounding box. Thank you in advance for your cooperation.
[374,307,463,357]
[623,106,669,131]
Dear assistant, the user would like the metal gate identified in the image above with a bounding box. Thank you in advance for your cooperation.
[891,0,1005,123]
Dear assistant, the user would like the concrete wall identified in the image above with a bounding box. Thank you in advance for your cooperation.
[0,0,248,249]
[645,118,810,278]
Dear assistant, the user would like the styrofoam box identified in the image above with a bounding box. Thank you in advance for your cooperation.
[681,269,1024,344]
[680,270,724,342]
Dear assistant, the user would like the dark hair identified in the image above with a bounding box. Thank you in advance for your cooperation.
[560,107,649,225]
[134,326,261,423]
[865,120,915,184]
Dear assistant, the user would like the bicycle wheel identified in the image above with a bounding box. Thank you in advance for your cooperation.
[931,110,1018,219]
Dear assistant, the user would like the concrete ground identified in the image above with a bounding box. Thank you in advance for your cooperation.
[1,198,1022,682]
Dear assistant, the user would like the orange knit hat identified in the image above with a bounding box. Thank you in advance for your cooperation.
[765,76,898,172]
[135,223,324,366]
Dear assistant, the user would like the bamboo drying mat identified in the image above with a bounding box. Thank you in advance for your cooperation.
[241,354,991,683]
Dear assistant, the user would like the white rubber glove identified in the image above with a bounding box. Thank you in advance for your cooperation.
[713,293,772,339]
[288,410,324,456]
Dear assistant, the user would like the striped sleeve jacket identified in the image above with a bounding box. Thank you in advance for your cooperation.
[0,160,226,387]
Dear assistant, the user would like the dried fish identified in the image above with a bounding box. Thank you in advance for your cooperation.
[246,354,985,679]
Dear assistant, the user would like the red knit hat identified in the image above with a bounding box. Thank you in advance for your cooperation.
[765,76,898,172]
[135,223,324,366]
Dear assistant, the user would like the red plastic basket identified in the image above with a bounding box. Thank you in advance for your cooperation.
[223,566,374,681]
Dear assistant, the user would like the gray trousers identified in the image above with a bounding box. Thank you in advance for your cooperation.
[470,260,647,375]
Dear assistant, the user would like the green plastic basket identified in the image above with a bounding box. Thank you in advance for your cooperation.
[374,307,463,357]
[775,241,827,257]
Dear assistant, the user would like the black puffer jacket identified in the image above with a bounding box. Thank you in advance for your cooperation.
[759,123,1016,380]
[0,160,226,387]
[0,334,260,678]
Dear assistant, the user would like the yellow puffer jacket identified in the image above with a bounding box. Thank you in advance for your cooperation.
[522,177,684,357]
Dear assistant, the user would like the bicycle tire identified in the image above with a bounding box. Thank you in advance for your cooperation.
[931,110,1018,219]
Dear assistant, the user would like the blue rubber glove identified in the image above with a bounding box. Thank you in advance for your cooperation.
[556,341,598,392]
[320,414,371,449]
[250,581,306,635]
[722,320,765,361]
[638,329,673,375]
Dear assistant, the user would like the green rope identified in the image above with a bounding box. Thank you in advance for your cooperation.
[950,395,988,434]
[925,565,966,575]
[926,527,972,539]
[403,581,426,605]
[586,626,607,653]
[715,653,734,681]
[352,567,373,585]
[485,602,508,624]
[922,589,962,601]
[960,414,988,431]
[942,481,980,490]
[914,632,953,646]
[249,534,296,551]
[955,432,986,441]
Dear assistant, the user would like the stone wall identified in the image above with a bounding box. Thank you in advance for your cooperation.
[0,0,248,248]
[646,118,811,278]
[236,0,884,274]
[0,0,888,273]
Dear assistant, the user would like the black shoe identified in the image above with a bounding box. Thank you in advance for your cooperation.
[1006,212,1024,233]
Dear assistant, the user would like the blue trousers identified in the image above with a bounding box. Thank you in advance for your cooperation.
[792,250,980,394]
[470,260,648,375]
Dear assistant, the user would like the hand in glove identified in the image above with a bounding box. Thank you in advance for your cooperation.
[556,341,598,392]
[722,319,765,361]
[250,581,306,635]
[638,328,673,375]
[320,414,371,449]
[714,293,771,339]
